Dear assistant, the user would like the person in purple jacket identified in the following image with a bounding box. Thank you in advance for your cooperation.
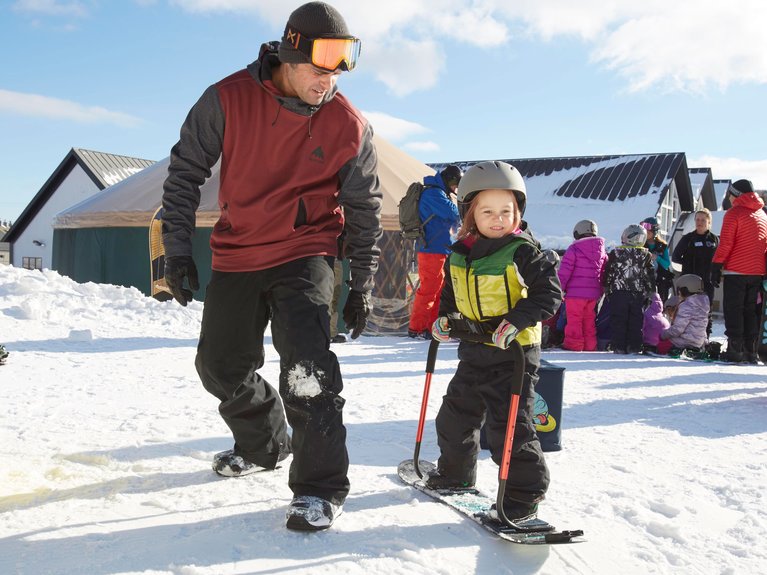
[557,220,608,351]
[660,274,710,353]
[642,292,670,353]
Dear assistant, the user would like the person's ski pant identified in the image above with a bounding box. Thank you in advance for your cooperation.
[609,290,645,352]
[195,256,350,505]
[434,342,549,504]
[330,258,346,338]
[722,274,763,344]
[563,297,598,351]
[409,252,447,332]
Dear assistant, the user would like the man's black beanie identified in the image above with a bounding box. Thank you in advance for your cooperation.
[278,2,350,65]
[729,179,755,197]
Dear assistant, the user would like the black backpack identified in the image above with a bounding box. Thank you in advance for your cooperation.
[398,182,434,241]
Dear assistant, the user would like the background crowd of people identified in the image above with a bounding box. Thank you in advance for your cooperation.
[540,179,766,363]
[407,172,767,365]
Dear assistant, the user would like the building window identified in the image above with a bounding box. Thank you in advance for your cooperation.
[659,182,680,239]
[22,257,43,270]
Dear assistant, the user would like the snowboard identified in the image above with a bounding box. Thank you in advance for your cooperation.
[643,346,752,366]
[148,206,173,302]
[397,459,584,545]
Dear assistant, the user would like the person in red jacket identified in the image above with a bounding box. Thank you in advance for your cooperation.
[711,179,767,363]
[161,2,382,531]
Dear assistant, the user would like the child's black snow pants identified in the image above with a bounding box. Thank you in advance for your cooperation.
[434,342,549,505]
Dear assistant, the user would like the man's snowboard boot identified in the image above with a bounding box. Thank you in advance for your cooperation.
[212,442,291,477]
[285,495,343,531]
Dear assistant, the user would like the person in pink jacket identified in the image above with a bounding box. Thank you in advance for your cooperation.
[642,292,670,353]
[557,220,608,351]
[660,274,710,352]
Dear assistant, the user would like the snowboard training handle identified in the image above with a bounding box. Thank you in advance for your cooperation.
[413,338,440,478]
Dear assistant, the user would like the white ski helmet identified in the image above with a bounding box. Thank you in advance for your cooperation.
[456,161,526,218]
[573,219,598,239]
[621,224,647,247]
[675,274,704,295]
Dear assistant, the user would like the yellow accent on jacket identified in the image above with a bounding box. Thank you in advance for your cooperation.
[448,239,542,346]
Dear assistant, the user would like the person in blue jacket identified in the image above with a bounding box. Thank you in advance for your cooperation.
[408,165,462,338]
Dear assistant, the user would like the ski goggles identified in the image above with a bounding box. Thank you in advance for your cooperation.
[640,222,658,231]
[284,27,361,72]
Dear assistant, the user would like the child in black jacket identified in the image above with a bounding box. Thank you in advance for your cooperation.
[427,161,562,521]
[602,224,655,354]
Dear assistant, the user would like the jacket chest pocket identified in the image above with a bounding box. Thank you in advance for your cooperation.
[473,273,511,319]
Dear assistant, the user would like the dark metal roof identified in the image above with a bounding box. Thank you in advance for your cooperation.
[3,148,155,243]
[429,152,694,209]
[688,167,718,211]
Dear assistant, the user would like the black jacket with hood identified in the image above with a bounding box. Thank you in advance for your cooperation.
[162,42,382,292]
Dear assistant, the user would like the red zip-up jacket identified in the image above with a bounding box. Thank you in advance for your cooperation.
[712,192,767,276]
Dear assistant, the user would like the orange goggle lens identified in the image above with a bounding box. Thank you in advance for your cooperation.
[286,27,361,72]
[309,37,361,72]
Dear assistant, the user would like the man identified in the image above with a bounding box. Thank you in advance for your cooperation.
[711,179,767,363]
[407,165,462,338]
[671,208,718,335]
[161,2,382,531]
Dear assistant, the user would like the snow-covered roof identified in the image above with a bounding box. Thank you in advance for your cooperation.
[688,167,718,211]
[4,148,154,242]
[53,135,432,232]
[430,153,693,250]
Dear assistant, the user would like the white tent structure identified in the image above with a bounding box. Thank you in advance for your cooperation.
[52,135,433,334]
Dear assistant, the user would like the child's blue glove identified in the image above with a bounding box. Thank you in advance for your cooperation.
[492,319,519,350]
[762,278,767,291]
[431,317,451,342]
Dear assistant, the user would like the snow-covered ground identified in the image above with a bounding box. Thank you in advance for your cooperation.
[1,265,765,575]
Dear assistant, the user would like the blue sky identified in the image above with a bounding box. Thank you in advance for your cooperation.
[2,0,766,222]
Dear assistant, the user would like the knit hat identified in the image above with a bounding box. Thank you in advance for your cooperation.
[728,179,754,197]
[278,2,351,65]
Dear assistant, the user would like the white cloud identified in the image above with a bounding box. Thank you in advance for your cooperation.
[0,89,142,127]
[501,0,767,93]
[689,155,767,191]
[363,38,445,97]
[12,0,87,17]
[165,1,767,95]
[362,111,430,142]
[404,141,441,152]
[169,0,285,22]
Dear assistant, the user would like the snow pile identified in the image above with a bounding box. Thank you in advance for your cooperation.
[1,265,765,574]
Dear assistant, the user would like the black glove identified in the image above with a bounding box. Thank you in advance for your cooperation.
[164,255,199,306]
[710,263,722,288]
[343,289,371,339]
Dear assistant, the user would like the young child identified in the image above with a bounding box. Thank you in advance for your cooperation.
[602,224,655,354]
[660,274,710,354]
[428,161,562,521]
[642,291,670,353]
[557,219,608,351]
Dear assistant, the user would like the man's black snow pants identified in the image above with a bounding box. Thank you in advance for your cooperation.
[722,274,763,343]
[435,342,549,505]
[195,256,350,505]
